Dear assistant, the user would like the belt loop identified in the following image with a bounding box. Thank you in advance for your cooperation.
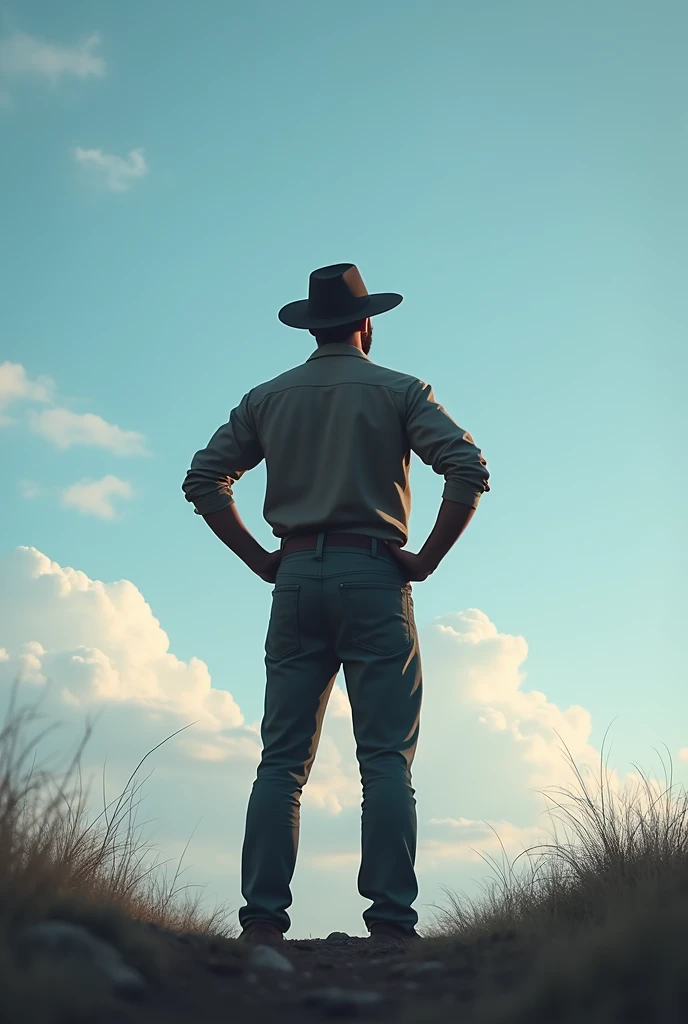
[314,530,326,561]
[371,537,378,559]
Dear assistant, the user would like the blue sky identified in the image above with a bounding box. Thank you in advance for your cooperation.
[1,1,686,937]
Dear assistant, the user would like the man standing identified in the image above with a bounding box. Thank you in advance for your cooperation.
[182,263,490,946]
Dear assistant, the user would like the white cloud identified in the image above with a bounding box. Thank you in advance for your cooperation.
[18,479,40,500]
[60,475,133,520]
[74,147,148,192]
[0,361,53,425]
[28,408,148,455]
[0,550,672,938]
[0,30,105,81]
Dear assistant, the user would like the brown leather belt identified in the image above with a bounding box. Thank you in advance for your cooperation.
[281,532,381,555]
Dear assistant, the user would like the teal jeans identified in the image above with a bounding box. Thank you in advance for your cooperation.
[238,533,423,934]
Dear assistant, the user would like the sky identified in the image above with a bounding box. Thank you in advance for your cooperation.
[1,1,686,938]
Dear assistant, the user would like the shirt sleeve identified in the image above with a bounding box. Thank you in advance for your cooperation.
[182,391,264,515]
[404,379,490,508]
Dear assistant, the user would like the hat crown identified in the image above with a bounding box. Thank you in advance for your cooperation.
[308,263,369,321]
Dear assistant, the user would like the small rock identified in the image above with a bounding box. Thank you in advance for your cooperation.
[389,959,446,978]
[248,944,295,973]
[326,931,350,942]
[15,921,147,1001]
[450,965,478,979]
[206,956,243,977]
[303,987,384,1016]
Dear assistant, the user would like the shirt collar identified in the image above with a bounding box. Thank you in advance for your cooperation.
[306,342,370,362]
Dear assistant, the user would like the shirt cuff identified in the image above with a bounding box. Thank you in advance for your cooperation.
[189,493,235,516]
[442,480,484,508]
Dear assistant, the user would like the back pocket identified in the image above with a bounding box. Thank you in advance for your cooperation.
[266,585,300,660]
[339,582,413,656]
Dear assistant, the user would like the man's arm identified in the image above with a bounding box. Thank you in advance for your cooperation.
[388,379,489,578]
[182,391,264,515]
[418,499,476,572]
[201,504,276,578]
[183,393,280,579]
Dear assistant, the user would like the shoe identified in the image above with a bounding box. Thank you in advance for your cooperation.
[238,922,284,947]
[368,922,421,944]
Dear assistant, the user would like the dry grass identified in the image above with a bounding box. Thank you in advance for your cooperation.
[0,677,236,1020]
[4,677,688,1023]
[410,725,688,1022]
[427,725,688,942]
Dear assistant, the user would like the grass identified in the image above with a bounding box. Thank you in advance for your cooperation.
[2,676,687,1022]
[0,678,236,1022]
[409,725,688,1021]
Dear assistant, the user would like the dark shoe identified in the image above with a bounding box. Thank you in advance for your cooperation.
[369,922,421,944]
[239,922,284,947]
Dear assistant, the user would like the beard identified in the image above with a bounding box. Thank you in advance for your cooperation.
[361,321,373,355]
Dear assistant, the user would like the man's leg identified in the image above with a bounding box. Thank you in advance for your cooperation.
[239,574,340,934]
[335,571,423,931]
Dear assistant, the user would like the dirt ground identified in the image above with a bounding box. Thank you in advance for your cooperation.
[95,927,535,1023]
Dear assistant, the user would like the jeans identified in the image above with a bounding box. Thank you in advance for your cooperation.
[238,533,423,934]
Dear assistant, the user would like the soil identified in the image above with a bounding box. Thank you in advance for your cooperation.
[99,927,535,1023]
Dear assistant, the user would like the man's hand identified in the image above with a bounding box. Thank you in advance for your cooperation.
[253,548,283,583]
[385,543,433,582]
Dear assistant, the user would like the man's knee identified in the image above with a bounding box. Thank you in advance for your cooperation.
[256,755,315,790]
[359,749,415,785]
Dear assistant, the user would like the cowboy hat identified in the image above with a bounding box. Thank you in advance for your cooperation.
[278,263,403,330]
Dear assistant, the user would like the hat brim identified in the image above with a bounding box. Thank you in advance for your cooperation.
[278,292,403,330]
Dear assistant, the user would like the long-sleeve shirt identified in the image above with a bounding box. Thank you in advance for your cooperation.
[182,342,490,546]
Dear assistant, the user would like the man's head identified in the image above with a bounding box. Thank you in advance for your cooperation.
[309,317,373,355]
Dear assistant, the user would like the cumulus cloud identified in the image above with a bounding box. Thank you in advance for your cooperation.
[0,549,664,938]
[74,147,148,192]
[0,361,53,425]
[60,475,133,520]
[0,546,259,781]
[28,408,148,455]
[0,29,105,81]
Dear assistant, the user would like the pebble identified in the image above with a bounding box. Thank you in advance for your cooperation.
[389,959,446,978]
[15,921,147,1001]
[248,945,295,973]
[302,987,384,1016]
[206,956,243,976]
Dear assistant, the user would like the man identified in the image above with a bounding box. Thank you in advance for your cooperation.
[182,263,490,946]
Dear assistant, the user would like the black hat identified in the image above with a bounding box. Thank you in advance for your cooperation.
[278,263,403,330]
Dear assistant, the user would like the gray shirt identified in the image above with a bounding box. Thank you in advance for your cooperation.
[182,342,490,545]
